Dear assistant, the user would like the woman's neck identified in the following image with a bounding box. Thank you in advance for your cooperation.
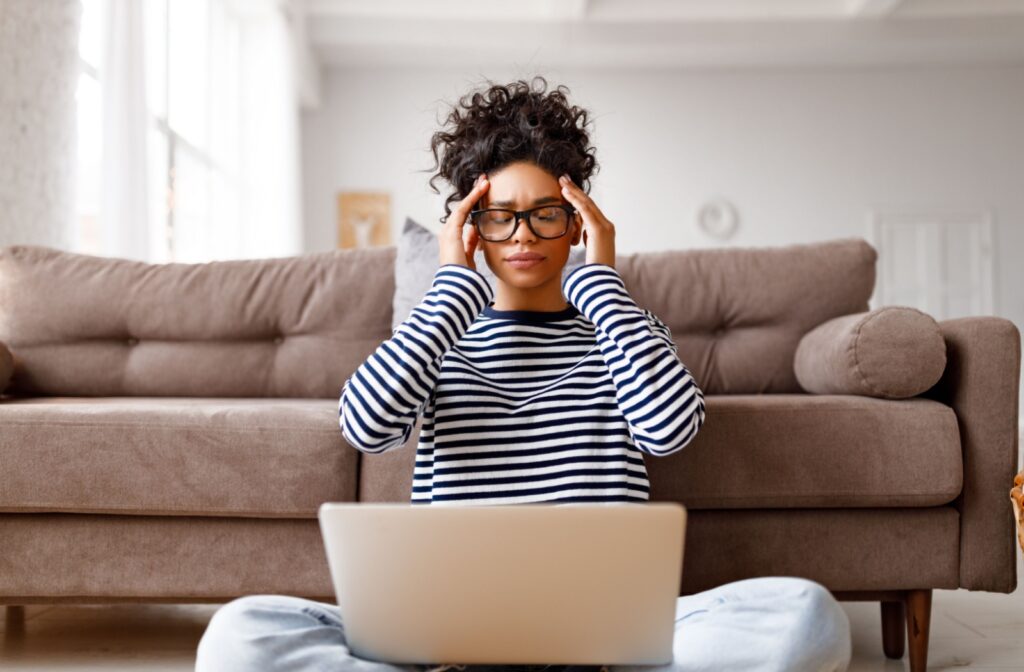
[490,272,569,311]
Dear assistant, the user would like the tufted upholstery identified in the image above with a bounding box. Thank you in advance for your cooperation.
[0,244,396,398]
[614,237,876,393]
[0,238,874,397]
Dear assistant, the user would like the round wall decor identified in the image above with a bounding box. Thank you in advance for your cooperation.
[697,199,739,240]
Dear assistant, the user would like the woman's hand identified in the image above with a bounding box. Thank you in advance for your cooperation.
[559,174,615,268]
[439,173,489,272]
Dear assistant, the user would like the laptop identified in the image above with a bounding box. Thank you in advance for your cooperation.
[317,501,687,666]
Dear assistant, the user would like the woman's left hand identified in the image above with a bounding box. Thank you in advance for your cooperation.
[559,174,616,268]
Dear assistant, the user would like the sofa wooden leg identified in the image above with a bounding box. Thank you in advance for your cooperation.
[5,604,27,641]
[880,600,905,658]
[905,589,932,672]
[5,605,25,627]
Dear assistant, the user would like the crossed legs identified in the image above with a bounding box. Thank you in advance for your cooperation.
[195,576,851,672]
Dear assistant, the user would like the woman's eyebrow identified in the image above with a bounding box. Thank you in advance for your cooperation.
[490,196,562,207]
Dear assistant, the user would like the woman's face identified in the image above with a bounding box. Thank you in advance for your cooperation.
[474,161,582,292]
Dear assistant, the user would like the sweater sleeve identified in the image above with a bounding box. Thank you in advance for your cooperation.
[562,263,706,457]
[338,264,494,454]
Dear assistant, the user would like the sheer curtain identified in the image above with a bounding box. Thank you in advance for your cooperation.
[235,0,304,260]
[99,0,148,260]
[94,0,303,262]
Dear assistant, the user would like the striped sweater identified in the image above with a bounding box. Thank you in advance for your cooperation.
[338,262,706,505]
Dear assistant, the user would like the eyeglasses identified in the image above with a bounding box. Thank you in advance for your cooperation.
[468,204,576,242]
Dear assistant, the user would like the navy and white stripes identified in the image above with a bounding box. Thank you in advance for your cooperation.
[562,263,706,457]
[338,265,489,454]
[339,262,706,505]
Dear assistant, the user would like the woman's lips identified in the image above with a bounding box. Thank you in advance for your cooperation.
[506,257,544,269]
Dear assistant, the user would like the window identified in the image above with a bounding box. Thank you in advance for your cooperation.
[151,0,242,262]
[867,209,995,319]
[76,0,244,262]
[74,0,104,255]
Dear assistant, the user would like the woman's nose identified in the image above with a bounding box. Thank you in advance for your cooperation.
[512,215,537,243]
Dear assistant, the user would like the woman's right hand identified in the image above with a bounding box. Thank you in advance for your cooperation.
[439,173,489,272]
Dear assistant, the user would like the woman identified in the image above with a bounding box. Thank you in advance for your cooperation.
[195,76,852,672]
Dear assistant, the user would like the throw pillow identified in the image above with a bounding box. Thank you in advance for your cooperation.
[793,306,946,399]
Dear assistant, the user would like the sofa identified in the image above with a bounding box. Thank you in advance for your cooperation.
[0,238,1018,672]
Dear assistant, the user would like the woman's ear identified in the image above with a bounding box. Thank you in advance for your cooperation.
[571,219,582,246]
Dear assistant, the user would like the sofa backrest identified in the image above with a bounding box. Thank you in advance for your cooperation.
[0,244,397,398]
[615,237,876,393]
[0,237,875,397]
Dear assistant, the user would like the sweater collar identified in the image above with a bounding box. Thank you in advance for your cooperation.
[481,301,580,323]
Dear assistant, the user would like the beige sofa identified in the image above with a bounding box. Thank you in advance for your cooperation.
[0,238,1018,672]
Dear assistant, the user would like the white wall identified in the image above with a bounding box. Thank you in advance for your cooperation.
[301,64,1024,330]
[0,0,81,249]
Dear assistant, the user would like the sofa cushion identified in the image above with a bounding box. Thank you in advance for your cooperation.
[0,392,960,516]
[0,238,876,398]
[358,393,963,509]
[0,244,397,398]
[0,396,358,517]
[793,306,947,398]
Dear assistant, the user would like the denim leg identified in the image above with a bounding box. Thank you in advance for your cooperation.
[194,579,851,672]
[194,594,427,672]
[604,576,852,672]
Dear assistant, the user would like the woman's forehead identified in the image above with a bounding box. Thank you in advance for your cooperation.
[485,193,564,208]
[482,161,564,208]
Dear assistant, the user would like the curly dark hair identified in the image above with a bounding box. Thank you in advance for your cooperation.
[423,75,599,225]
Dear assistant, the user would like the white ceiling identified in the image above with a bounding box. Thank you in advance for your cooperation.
[297,0,1024,70]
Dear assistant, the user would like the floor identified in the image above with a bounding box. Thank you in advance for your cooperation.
[1,549,1021,671]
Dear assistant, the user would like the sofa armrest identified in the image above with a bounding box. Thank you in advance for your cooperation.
[0,340,13,395]
[922,316,1021,592]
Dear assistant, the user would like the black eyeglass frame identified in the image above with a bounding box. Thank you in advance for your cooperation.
[468,204,578,242]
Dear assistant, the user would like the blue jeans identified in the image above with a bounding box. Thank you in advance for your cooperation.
[195,576,852,672]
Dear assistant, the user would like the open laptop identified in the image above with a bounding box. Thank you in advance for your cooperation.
[317,501,687,666]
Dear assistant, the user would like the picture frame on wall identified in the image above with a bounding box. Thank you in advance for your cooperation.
[337,191,391,249]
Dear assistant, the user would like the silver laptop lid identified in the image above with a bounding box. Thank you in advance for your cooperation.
[318,502,686,666]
